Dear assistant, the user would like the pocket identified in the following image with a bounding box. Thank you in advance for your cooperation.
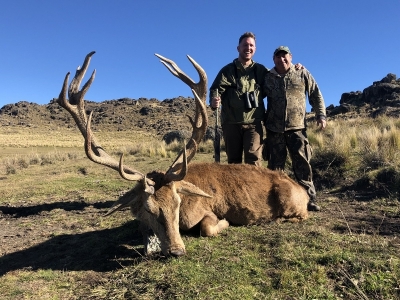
[262,140,269,161]
[305,140,313,160]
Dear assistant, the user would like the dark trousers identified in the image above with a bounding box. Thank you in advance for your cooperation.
[222,122,263,166]
[265,129,317,200]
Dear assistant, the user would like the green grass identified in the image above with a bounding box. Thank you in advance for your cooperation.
[83,222,398,299]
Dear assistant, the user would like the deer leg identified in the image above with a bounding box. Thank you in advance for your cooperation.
[199,212,229,237]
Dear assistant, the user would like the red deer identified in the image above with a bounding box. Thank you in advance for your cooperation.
[58,52,309,257]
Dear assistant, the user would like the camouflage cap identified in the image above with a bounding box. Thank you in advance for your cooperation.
[273,46,291,56]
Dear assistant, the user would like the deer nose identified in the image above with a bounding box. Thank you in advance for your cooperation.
[169,248,186,257]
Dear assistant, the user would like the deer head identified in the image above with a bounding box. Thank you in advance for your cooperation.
[57,52,209,256]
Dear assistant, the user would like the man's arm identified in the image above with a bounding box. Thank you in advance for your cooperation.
[304,71,326,115]
[303,70,327,129]
[209,65,233,109]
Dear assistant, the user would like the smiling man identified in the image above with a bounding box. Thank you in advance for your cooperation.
[210,32,267,166]
[263,46,327,211]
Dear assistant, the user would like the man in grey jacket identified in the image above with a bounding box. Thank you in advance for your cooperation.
[263,46,326,211]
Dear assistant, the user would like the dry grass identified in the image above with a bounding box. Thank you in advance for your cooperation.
[307,115,400,196]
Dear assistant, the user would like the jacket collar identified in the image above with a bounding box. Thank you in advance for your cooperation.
[270,64,294,76]
[234,58,256,71]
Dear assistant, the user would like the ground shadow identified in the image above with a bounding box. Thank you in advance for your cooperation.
[0,220,147,276]
[0,200,116,218]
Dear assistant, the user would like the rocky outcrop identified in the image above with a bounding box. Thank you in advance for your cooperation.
[328,73,400,118]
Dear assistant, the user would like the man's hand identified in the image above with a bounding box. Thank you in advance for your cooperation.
[294,63,305,70]
[317,118,327,130]
[211,96,221,109]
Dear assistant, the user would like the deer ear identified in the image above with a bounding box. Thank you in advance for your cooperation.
[103,190,141,216]
[103,180,153,217]
[176,181,212,198]
[141,176,155,195]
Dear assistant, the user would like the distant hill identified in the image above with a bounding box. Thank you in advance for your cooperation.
[1,73,399,138]
[0,96,216,139]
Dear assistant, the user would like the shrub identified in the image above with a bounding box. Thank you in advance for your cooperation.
[17,158,29,169]
[352,166,400,198]
[78,167,88,175]
[5,164,16,175]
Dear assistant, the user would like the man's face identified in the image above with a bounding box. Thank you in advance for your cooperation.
[273,51,292,72]
[237,37,256,62]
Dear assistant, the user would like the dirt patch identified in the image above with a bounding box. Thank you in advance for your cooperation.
[322,194,400,237]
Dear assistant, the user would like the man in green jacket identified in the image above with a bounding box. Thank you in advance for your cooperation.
[263,46,327,211]
[210,32,267,166]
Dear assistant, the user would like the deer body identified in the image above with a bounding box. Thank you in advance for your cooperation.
[111,162,308,256]
[179,163,308,230]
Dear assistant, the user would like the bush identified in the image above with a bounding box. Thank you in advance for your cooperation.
[352,166,400,198]
[311,149,348,189]
[5,164,16,175]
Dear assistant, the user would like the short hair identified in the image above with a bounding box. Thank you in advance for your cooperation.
[238,32,256,45]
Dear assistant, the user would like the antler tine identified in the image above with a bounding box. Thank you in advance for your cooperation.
[154,54,207,99]
[85,111,152,183]
[186,55,207,97]
[68,51,96,105]
[166,89,208,175]
[118,153,155,185]
[164,144,188,182]
[154,53,193,86]
[57,52,96,137]
[155,54,208,180]
[58,52,154,186]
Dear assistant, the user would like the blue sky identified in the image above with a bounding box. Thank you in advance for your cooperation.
[1,0,399,111]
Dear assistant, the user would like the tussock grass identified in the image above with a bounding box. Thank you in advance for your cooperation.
[309,116,400,196]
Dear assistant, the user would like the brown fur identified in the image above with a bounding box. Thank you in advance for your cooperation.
[114,162,309,256]
[178,163,308,229]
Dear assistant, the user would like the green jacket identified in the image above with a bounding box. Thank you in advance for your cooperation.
[264,65,326,133]
[209,59,268,125]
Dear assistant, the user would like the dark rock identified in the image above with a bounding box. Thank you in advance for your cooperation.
[379,73,396,83]
[328,104,354,116]
[204,126,222,141]
[139,107,153,116]
[371,106,391,118]
[162,130,191,144]
[339,91,363,106]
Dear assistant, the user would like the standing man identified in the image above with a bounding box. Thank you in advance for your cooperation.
[263,46,326,211]
[210,32,267,166]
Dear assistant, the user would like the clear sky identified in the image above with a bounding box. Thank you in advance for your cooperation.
[1,0,399,111]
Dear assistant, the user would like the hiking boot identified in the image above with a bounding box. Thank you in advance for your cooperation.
[307,202,321,212]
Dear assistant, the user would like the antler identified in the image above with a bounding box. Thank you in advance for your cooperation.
[58,52,207,186]
[57,51,154,186]
[154,54,208,181]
